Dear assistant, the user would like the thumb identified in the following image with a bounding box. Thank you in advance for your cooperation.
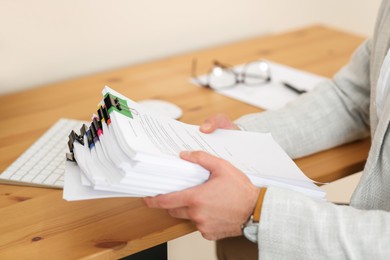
[200,114,239,133]
[180,151,226,174]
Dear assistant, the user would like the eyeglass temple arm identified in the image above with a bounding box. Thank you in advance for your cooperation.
[191,59,211,88]
[191,59,199,78]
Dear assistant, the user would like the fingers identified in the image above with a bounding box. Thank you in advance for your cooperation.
[199,122,214,133]
[168,208,190,219]
[143,195,191,219]
[143,151,224,210]
[143,188,193,209]
[200,114,239,133]
[180,150,225,173]
[199,115,219,133]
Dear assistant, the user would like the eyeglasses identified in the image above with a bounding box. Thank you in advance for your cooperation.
[191,59,272,90]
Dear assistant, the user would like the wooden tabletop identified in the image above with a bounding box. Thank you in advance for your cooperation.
[0,25,370,259]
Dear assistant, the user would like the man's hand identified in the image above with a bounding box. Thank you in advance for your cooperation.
[200,114,240,133]
[143,151,260,241]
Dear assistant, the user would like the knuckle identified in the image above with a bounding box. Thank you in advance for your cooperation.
[188,207,206,225]
[149,198,162,208]
[191,150,203,158]
[196,151,209,162]
[187,209,201,222]
[188,195,201,207]
[189,151,209,164]
[168,209,178,218]
[155,196,170,208]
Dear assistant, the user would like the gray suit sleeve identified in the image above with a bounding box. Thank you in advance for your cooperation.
[235,40,372,158]
[258,187,390,260]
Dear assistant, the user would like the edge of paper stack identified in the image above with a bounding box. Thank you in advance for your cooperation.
[63,86,325,201]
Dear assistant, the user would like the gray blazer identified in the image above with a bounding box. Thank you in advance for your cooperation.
[235,0,390,258]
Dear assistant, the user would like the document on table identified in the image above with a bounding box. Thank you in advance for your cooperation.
[192,60,327,110]
[63,86,325,201]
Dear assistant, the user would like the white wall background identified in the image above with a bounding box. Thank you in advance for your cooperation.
[0,0,382,95]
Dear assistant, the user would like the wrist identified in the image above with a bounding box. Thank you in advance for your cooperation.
[242,187,267,243]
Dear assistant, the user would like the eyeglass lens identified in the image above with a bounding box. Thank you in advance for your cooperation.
[208,61,271,90]
[209,67,237,90]
[243,61,270,85]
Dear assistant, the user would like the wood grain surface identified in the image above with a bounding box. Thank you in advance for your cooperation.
[0,25,369,259]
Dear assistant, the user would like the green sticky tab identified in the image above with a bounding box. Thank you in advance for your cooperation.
[104,93,133,119]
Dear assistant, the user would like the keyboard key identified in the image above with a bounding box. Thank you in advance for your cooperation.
[10,175,22,181]
[0,119,86,188]
[44,174,61,185]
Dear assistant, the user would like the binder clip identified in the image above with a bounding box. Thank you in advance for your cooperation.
[103,93,133,119]
[90,122,98,144]
[92,117,103,137]
[80,124,88,136]
[101,106,111,125]
[67,130,84,162]
[68,130,84,149]
[104,94,122,111]
[97,106,105,123]
[86,129,94,149]
[66,153,75,162]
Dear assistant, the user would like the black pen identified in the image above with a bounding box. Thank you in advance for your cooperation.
[281,81,307,94]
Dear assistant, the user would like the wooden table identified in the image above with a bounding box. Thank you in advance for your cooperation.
[0,25,370,259]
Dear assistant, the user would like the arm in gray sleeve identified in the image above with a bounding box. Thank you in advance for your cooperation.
[258,187,390,259]
[235,40,372,159]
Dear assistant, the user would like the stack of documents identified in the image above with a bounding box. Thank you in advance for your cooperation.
[64,86,325,201]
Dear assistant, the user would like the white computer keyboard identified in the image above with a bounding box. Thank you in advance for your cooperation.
[0,118,85,188]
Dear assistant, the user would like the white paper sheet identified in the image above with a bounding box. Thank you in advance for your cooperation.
[63,161,135,201]
[63,87,325,201]
[193,61,327,110]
